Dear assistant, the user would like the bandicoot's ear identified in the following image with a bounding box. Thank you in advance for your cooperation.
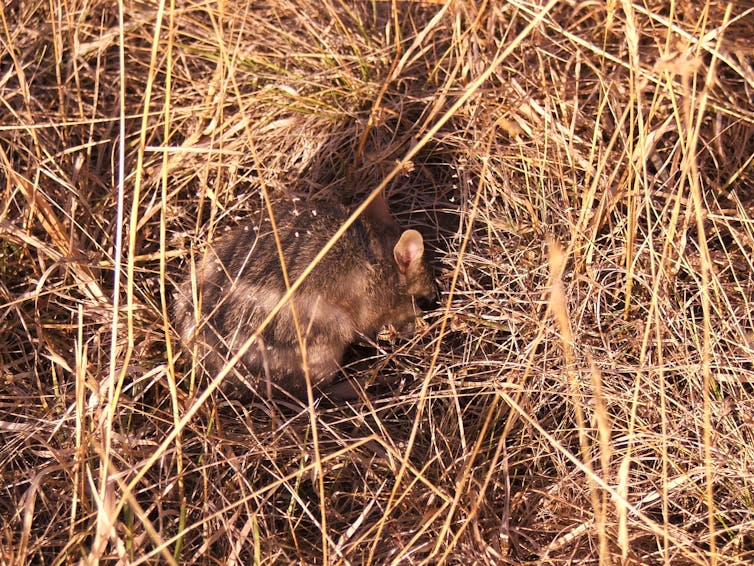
[394,229,424,274]
[364,192,400,230]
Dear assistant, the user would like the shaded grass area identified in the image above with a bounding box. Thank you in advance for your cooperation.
[2,0,754,563]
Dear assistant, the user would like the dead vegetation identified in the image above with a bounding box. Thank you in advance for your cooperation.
[1,0,754,563]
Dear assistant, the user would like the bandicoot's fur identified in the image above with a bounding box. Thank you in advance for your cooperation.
[174,195,436,399]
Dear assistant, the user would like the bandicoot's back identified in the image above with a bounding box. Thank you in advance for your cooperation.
[174,197,436,399]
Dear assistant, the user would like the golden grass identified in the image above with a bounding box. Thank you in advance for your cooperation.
[2,0,754,563]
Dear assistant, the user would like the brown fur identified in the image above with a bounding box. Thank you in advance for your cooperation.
[173,197,436,399]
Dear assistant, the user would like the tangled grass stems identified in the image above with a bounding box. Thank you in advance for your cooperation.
[1,0,754,563]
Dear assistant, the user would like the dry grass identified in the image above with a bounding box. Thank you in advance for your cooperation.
[2,0,754,563]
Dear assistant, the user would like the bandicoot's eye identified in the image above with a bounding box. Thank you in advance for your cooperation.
[416,294,437,312]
